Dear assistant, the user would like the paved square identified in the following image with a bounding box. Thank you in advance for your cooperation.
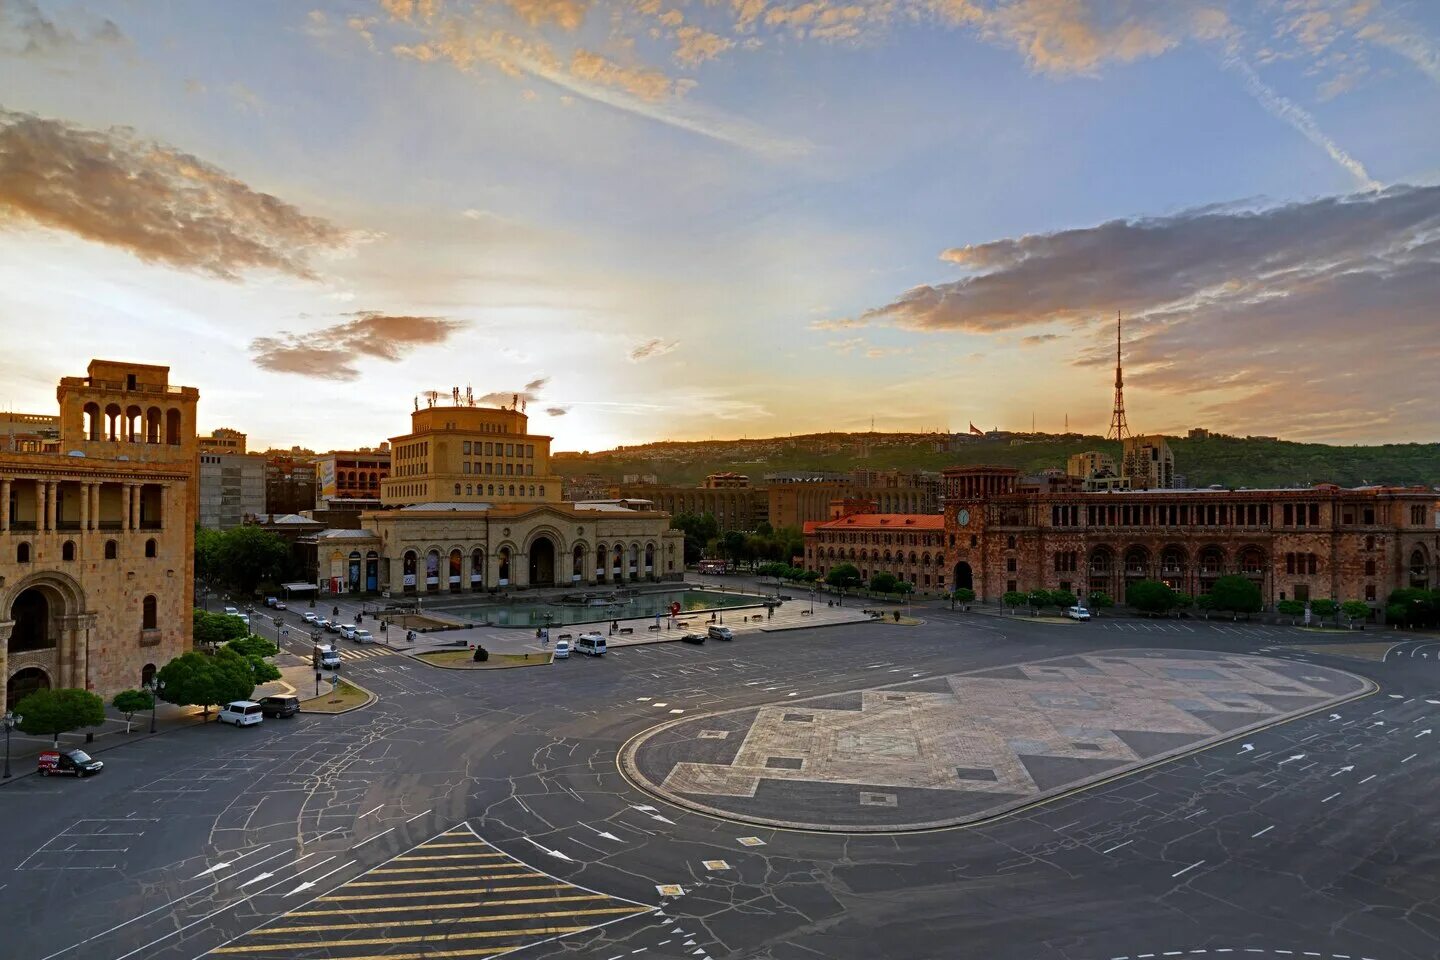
[620,648,1371,831]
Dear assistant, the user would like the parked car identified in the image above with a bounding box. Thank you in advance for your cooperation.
[707,626,733,641]
[340,625,357,641]
[552,639,571,659]
[259,695,300,718]
[351,628,373,644]
[575,633,607,656]
[1066,606,1092,621]
[324,619,343,634]
[217,701,264,727]
[223,606,240,616]
[303,611,318,624]
[264,597,278,608]
[38,749,104,778]
[680,632,706,644]
[274,600,287,611]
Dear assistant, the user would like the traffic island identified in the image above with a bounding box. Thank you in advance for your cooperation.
[620,647,1373,832]
[298,679,375,714]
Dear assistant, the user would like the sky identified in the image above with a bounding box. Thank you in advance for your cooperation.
[1,0,1438,452]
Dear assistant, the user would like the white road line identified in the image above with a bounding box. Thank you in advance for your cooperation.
[1322,792,1340,803]
[358,804,384,819]
[1102,840,1132,853]
[354,827,394,848]
[1251,825,1275,838]
[1402,754,1417,763]
[1171,860,1205,878]
[1359,774,1376,783]
[405,809,431,823]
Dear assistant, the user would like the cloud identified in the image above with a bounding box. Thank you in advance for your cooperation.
[1020,333,1059,346]
[503,0,591,30]
[808,316,869,331]
[0,0,124,56]
[864,184,1440,439]
[545,405,570,416]
[251,312,464,380]
[826,337,865,354]
[0,108,353,280]
[674,25,733,66]
[569,48,679,101]
[476,375,550,407]
[629,337,679,361]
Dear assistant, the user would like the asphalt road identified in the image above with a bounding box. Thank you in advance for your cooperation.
[2,608,1438,960]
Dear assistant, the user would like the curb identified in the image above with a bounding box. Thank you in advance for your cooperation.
[299,677,378,715]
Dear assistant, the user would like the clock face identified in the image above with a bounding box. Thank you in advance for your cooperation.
[958,509,970,527]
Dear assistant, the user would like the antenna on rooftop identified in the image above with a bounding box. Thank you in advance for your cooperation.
[465,385,474,406]
[423,390,442,408]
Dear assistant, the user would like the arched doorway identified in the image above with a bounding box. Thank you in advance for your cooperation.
[6,667,50,706]
[572,545,585,583]
[952,561,973,592]
[448,549,463,593]
[498,547,512,586]
[529,536,556,587]
[10,587,54,653]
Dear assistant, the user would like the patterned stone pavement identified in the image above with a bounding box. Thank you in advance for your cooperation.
[620,648,1372,831]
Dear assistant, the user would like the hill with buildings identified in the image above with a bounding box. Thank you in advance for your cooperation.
[554,432,1440,490]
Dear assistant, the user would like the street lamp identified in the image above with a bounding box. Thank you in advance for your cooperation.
[3,711,21,779]
[146,679,164,734]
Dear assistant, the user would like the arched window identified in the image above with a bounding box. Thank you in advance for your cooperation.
[141,663,157,689]
[165,408,182,445]
[454,483,461,495]
[145,538,157,558]
[17,541,31,563]
[105,539,118,559]
[84,401,102,440]
[529,485,535,497]
[145,407,161,443]
[539,486,545,497]
[487,484,494,495]
[62,540,76,561]
[465,484,472,495]
[142,595,158,630]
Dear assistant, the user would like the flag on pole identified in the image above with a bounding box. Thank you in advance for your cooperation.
[969,421,984,436]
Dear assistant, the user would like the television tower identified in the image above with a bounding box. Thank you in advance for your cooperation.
[1106,311,1130,441]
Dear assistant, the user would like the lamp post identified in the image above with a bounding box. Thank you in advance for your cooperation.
[3,711,20,778]
[147,679,164,734]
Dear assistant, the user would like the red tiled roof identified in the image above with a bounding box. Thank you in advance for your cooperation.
[812,513,943,531]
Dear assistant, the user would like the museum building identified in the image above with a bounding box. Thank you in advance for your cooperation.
[313,395,683,595]
[1,361,199,713]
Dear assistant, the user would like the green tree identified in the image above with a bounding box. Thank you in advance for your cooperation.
[1027,589,1052,615]
[755,520,774,537]
[1310,598,1338,623]
[15,688,106,747]
[217,525,292,596]
[1276,599,1305,624]
[1049,589,1077,610]
[1127,580,1178,615]
[895,580,914,599]
[826,563,862,591]
[1194,593,1215,618]
[193,608,249,648]
[1174,592,1194,613]
[1386,587,1440,627]
[869,572,900,594]
[671,511,719,565]
[1088,591,1114,614]
[953,587,976,610]
[226,635,279,659]
[1209,575,1262,618]
[1341,600,1370,628]
[1386,602,1410,626]
[112,689,154,734]
[156,649,255,720]
[1002,590,1027,614]
[194,526,225,606]
[720,530,749,566]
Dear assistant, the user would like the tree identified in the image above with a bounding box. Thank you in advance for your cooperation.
[112,689,153,734]
[226,635,279,659]
[1341,600,1370,628]
[671,511,718,565]
[953,587,976,610]
[194,525,225,606]
[1174,592,1194,613]
[15,688,106,747]
[1027,589,1052,615]
[1276,599,1305,624]
[217,525,292,596]
[1049,589,1077,611]
[1209,575,1262,619]
[755,520,774,537]
[1088,591,1114,615]
[720,530,749,566]
[1127,580,1178,616]
[826,563,862,591]
[1002,590,1027,614]
[1386,602,1410,627]
[1310,598,1338,623]
[156,649,255,720]
[194,608,249,648]
[1194,593,1215,619]
[1386,587,1440,628]
[895,580,914,599]
[869,572,899,594]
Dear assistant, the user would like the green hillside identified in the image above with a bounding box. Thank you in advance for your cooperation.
[554,434,1440,490]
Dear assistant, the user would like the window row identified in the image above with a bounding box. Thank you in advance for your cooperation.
[1284,552,1320,575]
[16,538,159,563]
[461,462,535,477]
[453,483,544,498]
[81,402,184,444]
[462,441,534,457]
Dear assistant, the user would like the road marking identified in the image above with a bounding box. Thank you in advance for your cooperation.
[1402,754,1417,763]
[291,893,609,917]
[1359,774,1376,783]
[404,809,432,823]
[318,883,571,902]
[1251,825,1275,838]
[1102,840,1132,853]
[390,852,506,861]
[1171,860,1205,878]
[345,872,545,886]
[354,828,395,849]
[359,804,385,819]
[1330,766,1354,777]
[1182,808,1207,820]
[210,925,597,953]
[253,905,643,935]
[285,859,356,896]
[1322,792,1340,803]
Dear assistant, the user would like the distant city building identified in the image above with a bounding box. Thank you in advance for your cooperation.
[621,473,659,485]
[198,452,265,529]
[1,360,199,713]
[198,427,246,454]
[1187,427,1211,440]
[1121,435,1176,490]
[562,473,610,501]
[1067,451,1117,480]
[0,412,60,453]
[316,449,391,506]
[701,472,750,488]
[803,510,948,592]
[264,455,317,516]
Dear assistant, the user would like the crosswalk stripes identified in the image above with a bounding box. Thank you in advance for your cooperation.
[338,647,396,661]
[207,823,654,960]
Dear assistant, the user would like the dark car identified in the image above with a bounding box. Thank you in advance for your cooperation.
[680,632,706,644]
[259,695,300,718]
[38,749,104,778]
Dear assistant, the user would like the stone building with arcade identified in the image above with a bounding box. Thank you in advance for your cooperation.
[312,395,683,595]
[1,361,198,713]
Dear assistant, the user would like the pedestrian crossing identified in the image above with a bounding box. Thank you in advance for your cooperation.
[338,646,397,661]
[1092,620,1302,639]
[209,824,653,959]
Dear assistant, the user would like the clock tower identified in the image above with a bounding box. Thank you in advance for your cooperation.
[941,466,1019,601]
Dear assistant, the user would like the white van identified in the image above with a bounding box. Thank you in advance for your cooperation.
[313,644,342,670]
[218,701,264,727]
[708,626,734,641]
[576,633,607,656]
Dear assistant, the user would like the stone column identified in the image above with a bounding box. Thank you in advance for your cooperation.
[460,551,473,592]
[0,479,9,532]
[90,483,100,530]
[47,480,59,530]
[121,484,132,532]
[37,480,48,531]
[79,482,90,533]
[130,484,142,530]
[0,620,11,714]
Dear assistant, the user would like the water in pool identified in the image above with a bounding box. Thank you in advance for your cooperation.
[441,589,763,628]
